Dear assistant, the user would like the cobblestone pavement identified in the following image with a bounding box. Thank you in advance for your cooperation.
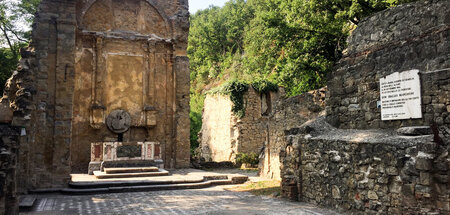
[21,186,340,215]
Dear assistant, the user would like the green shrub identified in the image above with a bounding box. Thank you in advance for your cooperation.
[235,152,259,166]
[251,79,278,94]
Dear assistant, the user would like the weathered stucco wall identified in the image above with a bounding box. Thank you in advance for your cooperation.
[279,1,449,214]
[1,0,190,191]
[200,94,233,162]
[200,87,280,163]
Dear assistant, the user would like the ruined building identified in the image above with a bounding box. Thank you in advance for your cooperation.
[200,87,281,163]
[200,86,326,180]
[1,0,190,197]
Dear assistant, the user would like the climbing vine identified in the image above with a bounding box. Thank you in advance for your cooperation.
[209,80,249,118]
[209,80,279,118]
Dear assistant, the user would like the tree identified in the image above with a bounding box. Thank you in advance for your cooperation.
[0,0,40,93]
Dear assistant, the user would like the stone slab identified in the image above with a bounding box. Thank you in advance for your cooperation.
[104,167,158,174]
[93,169,169,179]
[397,126,433,136]
[380,70,422,121]
[19,195,36,208]
[0,101,13,124]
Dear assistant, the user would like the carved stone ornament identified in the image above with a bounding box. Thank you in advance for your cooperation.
[106,110,131,134]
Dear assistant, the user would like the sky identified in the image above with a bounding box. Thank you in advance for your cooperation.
[189,0,228,14]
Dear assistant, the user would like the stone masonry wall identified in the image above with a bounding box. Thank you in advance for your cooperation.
[0,125,20,215]
[326,0,450,130]
[282,118,449,214]
[235,88,277,158]
[279,1,449,214]
[2,0,77,191]
[260,88,326,179]
[0,102,20,215]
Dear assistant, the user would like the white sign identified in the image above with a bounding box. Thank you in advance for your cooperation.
[380,70,422,121]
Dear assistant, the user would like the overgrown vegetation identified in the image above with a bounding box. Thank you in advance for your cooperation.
[188,0,418,152]
[251,80,278,94]
[208,80,249,118]
[207,79,278,118]
[235,152,259,167]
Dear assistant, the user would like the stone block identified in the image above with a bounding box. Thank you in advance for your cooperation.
[332,185,341,199]
[397,126,432,136]
[0,101,13,124]
[419,172,430,185]
[368,191,378,200]
[415,185,431,198]
[422,96,432,105]
[402,184,415,196]
[389,182,402,194]
[418,142,437,154]
[88,162,101,175]
[386,167,399,176]
[416,158,432,171]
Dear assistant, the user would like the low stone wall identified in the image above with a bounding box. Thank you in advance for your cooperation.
[0,124,20,215]
[281,117,449,214]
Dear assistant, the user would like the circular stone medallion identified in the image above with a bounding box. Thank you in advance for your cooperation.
[106,110,131,134]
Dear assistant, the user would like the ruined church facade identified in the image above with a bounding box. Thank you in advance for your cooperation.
[2,0,190,190]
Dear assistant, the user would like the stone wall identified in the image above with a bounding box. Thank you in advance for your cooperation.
[279,0,449,214]
[0,101,20,214]
[200,87,280,163]
[260,88,326,179]
[2,0,190,191]
[282,117,449,214]
[326,0,450,130]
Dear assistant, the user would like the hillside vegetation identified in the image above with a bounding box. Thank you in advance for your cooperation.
[188,0,417,150]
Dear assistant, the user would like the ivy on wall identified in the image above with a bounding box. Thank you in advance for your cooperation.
[209,80,278,118]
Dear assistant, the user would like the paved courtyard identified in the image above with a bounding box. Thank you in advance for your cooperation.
[21,186,340,215]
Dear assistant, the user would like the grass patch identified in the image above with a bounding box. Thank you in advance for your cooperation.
[226,180,281,197]
[239,167,258,172]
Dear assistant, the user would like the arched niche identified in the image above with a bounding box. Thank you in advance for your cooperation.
[81,0,170,38]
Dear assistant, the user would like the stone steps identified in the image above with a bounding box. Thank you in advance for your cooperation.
[19,195,36,211]
[93,169,169,179]
[68,178,205,189]
[29,175,249,195]
[103,166,159,174]
[60,179,234,195]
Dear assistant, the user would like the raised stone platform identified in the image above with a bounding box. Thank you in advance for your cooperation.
[29,169,250,195]
[93,169,169,179]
